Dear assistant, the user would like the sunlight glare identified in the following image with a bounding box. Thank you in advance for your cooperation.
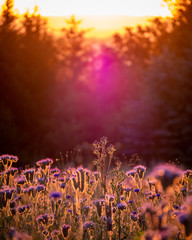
[12,0,171,17]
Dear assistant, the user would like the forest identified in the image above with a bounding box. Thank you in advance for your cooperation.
[0,0,192,167]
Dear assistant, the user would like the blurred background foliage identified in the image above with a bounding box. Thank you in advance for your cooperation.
[0,0,191,167]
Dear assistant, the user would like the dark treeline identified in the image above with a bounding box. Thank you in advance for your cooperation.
[0,0,191,167]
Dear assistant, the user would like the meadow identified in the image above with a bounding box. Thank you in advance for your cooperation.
[0,137,191,240]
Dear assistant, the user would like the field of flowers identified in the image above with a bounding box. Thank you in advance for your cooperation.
[0,137,192,240]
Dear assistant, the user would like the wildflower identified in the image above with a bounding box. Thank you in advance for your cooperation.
[37,214,54,226]
[0,154,18,165]
[83,221,95,231]
[151,164,182,191]
[68,209,72,214]
[120,195,125,201]
[117,202,127,210]
[66,194,71,199]
[128,200,133,204]
[94,199,105,217]
[61,182,66,189]
[23,168,35,183]
[179,213,192,236]
[134,165,146,179]
[36,158,53,170]
[17,177,26,185]
[126,169,137,178]
[51,230,60,237]
[49,191,61,200]
[54,172,60,177]
[50,167,60,174]
[105,194,115,202]
[7,167,18,176]
[124,187,132,192]
[10,200,16,209]
[82,206,90,216]
[10,208,16,215]
[36,185,46,192]
[131,211,138,221]
[17,205,26,214]
[156,193,161,199]
[173,204,180,210]
[61,224,71,238]
[134,188,140,194]
[93,171,100,181]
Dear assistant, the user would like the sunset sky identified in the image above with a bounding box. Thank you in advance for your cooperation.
[1,0,172,38]
[12,0,170,17]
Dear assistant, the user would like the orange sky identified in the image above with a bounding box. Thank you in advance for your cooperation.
[0,0,171,38]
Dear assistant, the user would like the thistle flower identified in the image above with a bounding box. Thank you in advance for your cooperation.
[61,224,71,238]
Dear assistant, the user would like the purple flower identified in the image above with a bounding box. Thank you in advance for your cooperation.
[68,209,72,214]
[126,169,137,178]
[61,224,71,238]
[36,185,46,192]
[117,202,127,210]
[151,164,182,191]
[83,221,95,231]
[60,182,66,189]
[156,193,161,199]
[131,211,138,221]
[134,188,140,194]
[49,192,61,200]
[36,158,53,169]
[134,165,146,179]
